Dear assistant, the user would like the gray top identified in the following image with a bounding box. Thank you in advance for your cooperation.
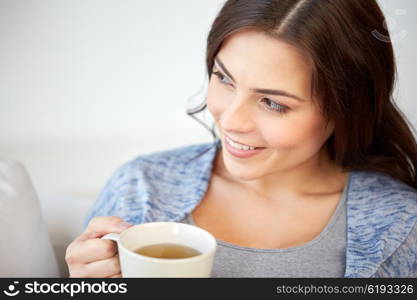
[180,179,348,277]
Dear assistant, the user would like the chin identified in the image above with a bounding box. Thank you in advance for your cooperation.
[223,159,263,181]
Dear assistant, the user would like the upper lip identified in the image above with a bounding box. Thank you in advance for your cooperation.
[224,135,264,148]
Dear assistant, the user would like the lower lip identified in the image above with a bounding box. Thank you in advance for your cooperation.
[223,138,266,158]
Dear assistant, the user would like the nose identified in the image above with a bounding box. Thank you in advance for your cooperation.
[220,93,256,134]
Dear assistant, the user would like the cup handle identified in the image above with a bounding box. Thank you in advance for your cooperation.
[101,233,120,242]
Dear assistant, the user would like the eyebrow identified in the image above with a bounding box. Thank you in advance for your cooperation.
[214,57,306,102]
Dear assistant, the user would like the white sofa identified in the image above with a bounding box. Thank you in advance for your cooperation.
[0,159,94,277]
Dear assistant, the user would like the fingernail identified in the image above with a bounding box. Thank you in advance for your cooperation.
[117,221,133,229]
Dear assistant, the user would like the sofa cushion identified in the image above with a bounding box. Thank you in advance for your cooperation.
[0,159,60,277]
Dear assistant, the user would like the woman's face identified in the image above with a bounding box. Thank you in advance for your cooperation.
[207,29,335,181]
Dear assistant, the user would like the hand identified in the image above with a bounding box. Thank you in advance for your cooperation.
[65,216,133,278]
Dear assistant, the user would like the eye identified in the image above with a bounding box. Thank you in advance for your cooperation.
[212,71,232,86]
[260,98,289,114]
[212,69,289,114]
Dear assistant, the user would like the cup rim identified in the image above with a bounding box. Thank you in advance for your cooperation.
[117,222,217,264]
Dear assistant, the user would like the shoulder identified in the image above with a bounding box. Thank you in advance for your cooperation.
[348,170,417,228]
[346,170,417,277]
[83,141,218,227]
[111,141,217,185]
[349,170,417,212]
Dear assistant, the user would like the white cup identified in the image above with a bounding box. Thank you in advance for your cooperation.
[102,222,217,277]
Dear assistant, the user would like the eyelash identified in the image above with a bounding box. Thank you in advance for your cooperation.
[211,71,289,114]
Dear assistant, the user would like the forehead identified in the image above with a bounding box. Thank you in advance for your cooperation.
[216,29,312,91]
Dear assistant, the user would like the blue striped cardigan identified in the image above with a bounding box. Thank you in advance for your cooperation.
[84,139,417,277]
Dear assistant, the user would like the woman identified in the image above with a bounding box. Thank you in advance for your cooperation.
[66,0,417,277]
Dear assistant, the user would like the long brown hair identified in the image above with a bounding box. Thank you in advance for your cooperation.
[187,0,417,189]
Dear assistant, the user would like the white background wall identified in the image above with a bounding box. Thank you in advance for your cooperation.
[1,0,416,204]
[0,0,225,201]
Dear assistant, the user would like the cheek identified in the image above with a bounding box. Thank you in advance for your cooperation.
[260,114,333,149]
[206,81,226,119]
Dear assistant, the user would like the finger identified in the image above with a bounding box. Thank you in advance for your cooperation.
[107,272,122,278]
[77,216,133,242]
[81,255,121,278]
[69,238,118,264]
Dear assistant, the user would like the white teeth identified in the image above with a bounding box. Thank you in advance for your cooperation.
[226,137,255,151]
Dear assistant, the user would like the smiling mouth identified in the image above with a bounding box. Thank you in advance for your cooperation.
[224,135,266,150]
